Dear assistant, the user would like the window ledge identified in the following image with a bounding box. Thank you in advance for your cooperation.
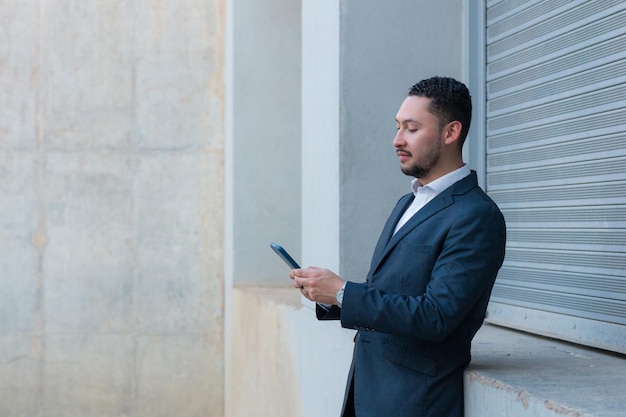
[466,323,626,417]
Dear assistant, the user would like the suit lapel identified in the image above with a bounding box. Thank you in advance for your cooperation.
[370,172,478,275]
[370,194,453,274]
[388,194,453,247]
[370,193,413,268]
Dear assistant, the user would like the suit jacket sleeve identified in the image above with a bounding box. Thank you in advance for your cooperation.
[339,199,506,342]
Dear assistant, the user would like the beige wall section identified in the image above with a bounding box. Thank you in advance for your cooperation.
[226,288,302,417]
[226,288,355,417]
[0,1,225,416]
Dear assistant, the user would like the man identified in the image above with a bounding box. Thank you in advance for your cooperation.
[290,76,506,417]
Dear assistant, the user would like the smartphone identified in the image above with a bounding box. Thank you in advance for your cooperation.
[270,242,300,269]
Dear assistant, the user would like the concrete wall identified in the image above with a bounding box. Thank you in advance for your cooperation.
[0,1,225,416]
[226,0,302,287]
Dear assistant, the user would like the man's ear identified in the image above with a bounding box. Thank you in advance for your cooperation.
[443,121,462,146]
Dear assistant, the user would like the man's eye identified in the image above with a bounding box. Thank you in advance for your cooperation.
[408,129,417,133]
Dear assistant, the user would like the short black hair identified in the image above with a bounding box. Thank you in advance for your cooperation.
[408,76,472,147]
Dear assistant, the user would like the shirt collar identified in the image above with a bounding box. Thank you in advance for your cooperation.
[410,164,471,196]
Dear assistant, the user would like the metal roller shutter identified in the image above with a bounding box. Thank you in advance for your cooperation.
[483,0,626,353]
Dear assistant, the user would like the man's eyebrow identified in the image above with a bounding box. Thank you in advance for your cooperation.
[395,118,420,124]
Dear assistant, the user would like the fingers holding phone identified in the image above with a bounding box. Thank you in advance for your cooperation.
[269,242,344,304]
[290,266,344,305]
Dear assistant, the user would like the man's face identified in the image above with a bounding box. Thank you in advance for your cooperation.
[393,95,443,180]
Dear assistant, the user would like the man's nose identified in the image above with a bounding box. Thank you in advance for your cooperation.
[393,130,405,148]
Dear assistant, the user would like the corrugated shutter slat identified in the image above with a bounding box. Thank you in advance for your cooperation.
[485,0,626,342]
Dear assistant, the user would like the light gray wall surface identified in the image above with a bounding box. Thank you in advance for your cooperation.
[301,0,340,271]
[229,0,301,285]
[0,1,225,416]
[338,0,464,281]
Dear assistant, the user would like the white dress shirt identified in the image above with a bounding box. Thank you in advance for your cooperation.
[393,165,471,235]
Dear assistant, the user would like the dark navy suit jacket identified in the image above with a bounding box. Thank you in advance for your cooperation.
[317,171,506,417]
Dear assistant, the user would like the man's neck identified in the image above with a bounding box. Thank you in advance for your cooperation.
[418,160,465,185]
